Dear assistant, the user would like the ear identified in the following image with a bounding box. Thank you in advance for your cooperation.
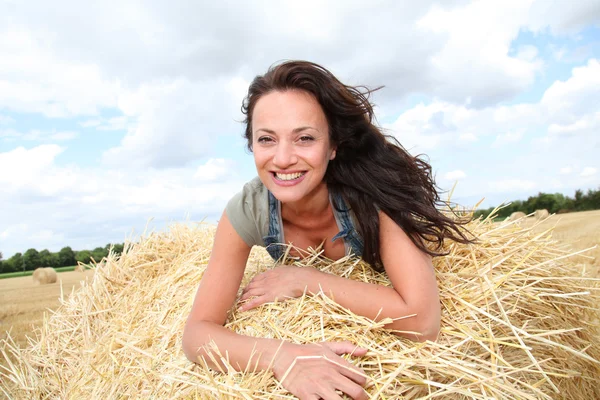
[330,148,337,160]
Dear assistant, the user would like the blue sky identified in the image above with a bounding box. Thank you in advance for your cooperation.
[1,0,599,258]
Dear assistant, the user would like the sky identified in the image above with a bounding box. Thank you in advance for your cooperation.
[0,0,599,258]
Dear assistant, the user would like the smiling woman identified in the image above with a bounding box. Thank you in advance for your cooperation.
[182,60,474,400]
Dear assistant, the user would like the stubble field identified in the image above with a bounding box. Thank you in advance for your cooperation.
[0,210,599,367]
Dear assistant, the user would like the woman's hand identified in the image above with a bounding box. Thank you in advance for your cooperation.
[239,266,316,311]
[273,341,369,400]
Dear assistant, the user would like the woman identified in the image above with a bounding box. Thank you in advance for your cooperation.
[183,61,471,400]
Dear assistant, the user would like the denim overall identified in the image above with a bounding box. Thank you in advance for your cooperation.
[262,190,364,261]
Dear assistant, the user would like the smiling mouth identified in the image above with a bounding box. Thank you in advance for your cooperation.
[273,172,306,181]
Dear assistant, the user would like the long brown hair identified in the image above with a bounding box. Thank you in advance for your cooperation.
[242,60,473,271]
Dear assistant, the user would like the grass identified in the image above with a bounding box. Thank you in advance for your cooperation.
[0,265,79,280]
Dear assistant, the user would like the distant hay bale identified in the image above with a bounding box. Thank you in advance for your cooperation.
[31,268,46,284]
[535,209,550,220]
[74,264,85,272]
[43,268,57,284]
[2,217,599,399]
[508,211,527,221]
[32,267,57,284]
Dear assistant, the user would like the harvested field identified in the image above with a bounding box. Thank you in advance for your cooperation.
[517,209,600,276]
[0,270,95,350]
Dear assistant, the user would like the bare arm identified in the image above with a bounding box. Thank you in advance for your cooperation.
[182,211,369,400]
[182,211,280,371]
[241,211,441,341]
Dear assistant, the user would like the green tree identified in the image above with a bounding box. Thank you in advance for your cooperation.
[4,252,23,273]
[535,193,558,213]
[23,248,40,271]
[105,243,124,256]
[58,246,76,267]
[75,250,92,265]
[38,249,53,268]
[91,247,108,263]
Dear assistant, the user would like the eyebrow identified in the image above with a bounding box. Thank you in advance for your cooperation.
[255,126,319,134]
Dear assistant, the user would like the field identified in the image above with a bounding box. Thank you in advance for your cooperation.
[0,269,95,350]
[0,210,599,368]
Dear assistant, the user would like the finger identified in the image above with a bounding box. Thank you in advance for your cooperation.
[240,288,264,301]
[322,341,368,357]
[238,296,268,311]
[315,388,344,400]
[326,356,367,387]
[333,378,368,400]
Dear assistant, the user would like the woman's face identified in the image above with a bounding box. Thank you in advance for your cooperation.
[251,90,336,204]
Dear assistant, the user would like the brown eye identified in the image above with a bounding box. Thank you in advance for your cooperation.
[257,136,274,144]
[299,136,314,142]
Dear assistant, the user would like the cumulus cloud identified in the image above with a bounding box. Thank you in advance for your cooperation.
[580,167,597,177]
[559,166,573,175]
[101,77,244,168]
[492,130,524,147]
[443,170,466,181]
[0,0,598,256]
[0,145,246,256]
[488,179,536,193]
[195,158,237,182]
[0,128,78,142]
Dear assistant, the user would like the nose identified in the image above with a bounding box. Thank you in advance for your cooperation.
[273,141,297,168]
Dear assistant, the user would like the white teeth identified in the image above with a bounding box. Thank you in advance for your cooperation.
[275,172,305,181]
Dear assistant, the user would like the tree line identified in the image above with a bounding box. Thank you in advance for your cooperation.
[0,244,124,274]
[473,187,600,220]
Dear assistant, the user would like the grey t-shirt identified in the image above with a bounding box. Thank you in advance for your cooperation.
[225,176,269,247]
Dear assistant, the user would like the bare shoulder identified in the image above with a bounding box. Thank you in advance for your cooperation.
[378,210,436,299]
[186,210,252,326]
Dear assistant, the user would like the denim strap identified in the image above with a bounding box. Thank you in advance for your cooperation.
[262,189,364,261]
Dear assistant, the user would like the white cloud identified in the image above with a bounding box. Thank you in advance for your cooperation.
[0,114,15,125]
[488,179,536,193]
[580,167,597,177]
[459,133,477,142]
[443,170,466,181]
[1,0,599,256]
[194,158,237,182]
[0,145,247,257]
[0,128,78,142]
[492,130,524,147]
[0,26,121,117]
[81,116,130,131]
[0,145,65,190]
[416,0,543,105]
[102,77,243,168]
[527,0,600,34]
[559,166,573,175]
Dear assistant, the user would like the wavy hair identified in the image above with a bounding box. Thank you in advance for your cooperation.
[242,60,473,271]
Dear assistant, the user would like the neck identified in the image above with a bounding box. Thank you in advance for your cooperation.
[281,182,331,218]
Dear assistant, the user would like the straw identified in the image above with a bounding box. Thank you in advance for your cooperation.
[1,212,598,399]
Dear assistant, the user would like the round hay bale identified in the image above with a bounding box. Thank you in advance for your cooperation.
[31,268,47,284]
[43,267,57,284]
[32,267,57,284]
[508,211,526,221]
[74,264,85,272]
[535,209,550,220]
[3,219,599,399]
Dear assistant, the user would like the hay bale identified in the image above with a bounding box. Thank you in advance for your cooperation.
[42,268,57,284]
[74,264,85,273]
[508,211,526,221]
[32,267,57,285]
[2,217,599,399]
[31,268,46,284]
[535,209,550,220]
